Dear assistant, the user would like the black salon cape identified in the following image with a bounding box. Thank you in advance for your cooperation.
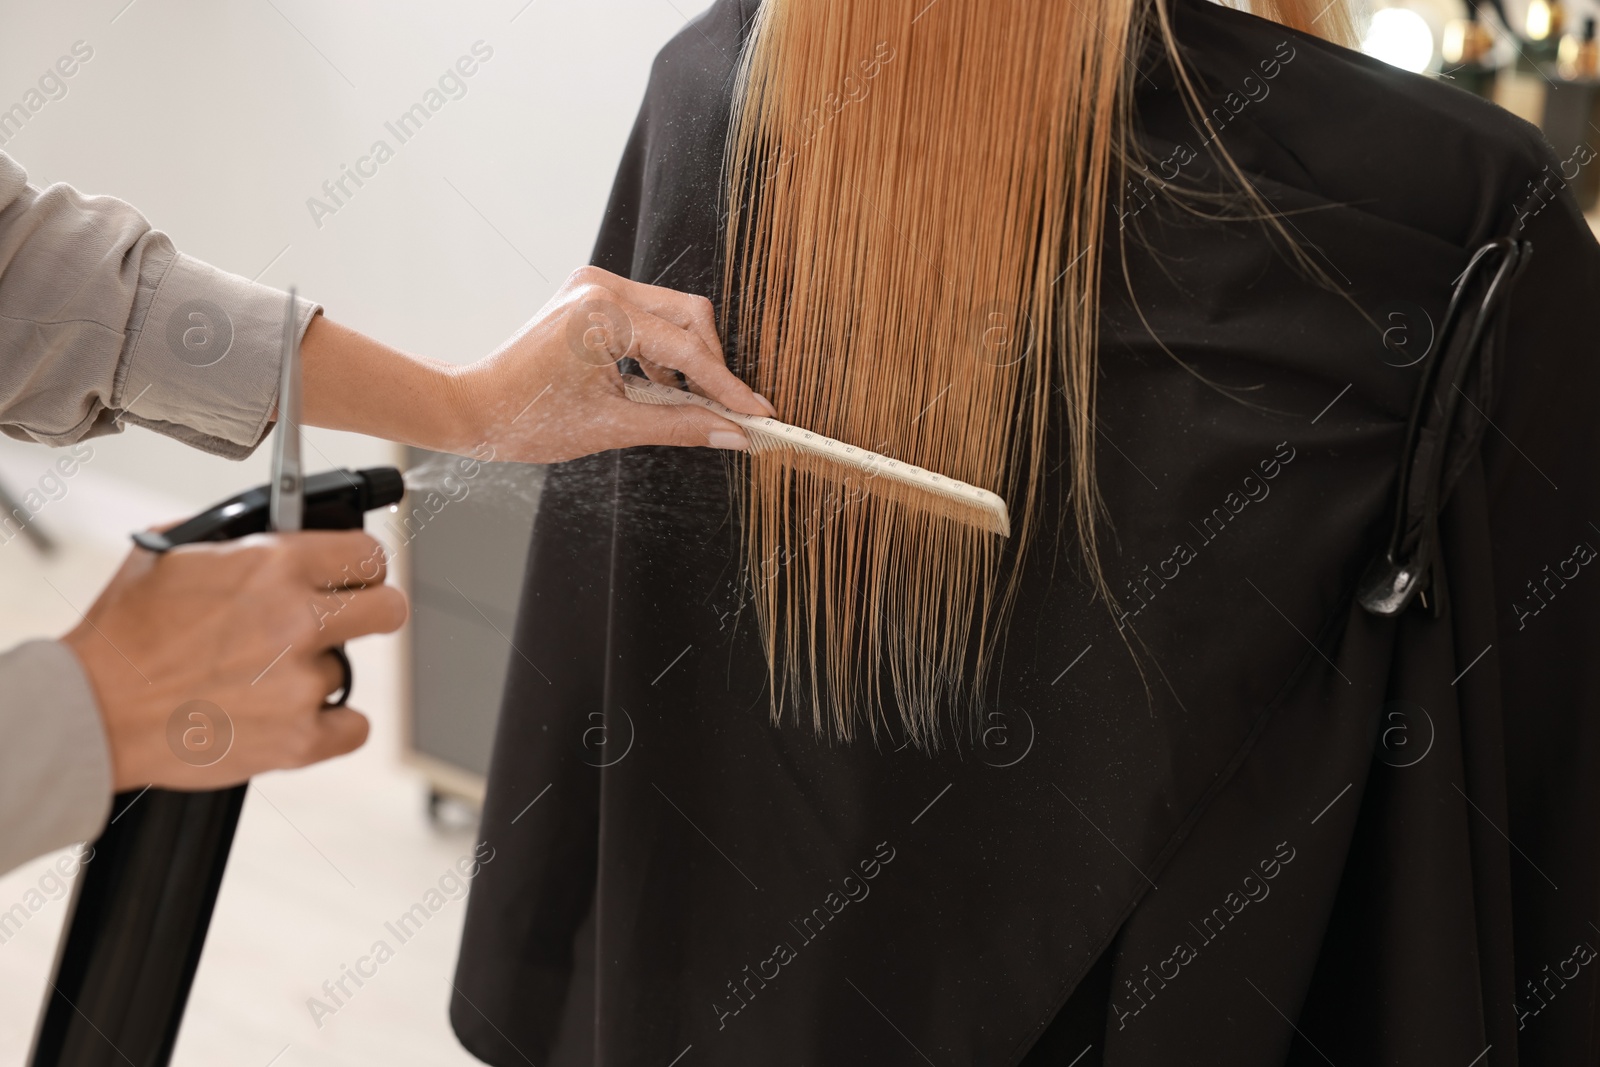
[451,1,1600,1063]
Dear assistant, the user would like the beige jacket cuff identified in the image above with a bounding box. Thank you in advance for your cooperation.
[117,252,320,459]
[0,639,113,876]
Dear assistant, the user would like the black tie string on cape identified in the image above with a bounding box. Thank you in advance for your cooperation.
[1359,236,1532,619]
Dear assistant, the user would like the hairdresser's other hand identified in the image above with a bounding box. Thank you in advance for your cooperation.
[449,266,776,463]
[300,267,775,462]
[61,531,408,792]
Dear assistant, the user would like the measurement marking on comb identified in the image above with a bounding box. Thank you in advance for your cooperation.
[1051,644,1093,685]
[624,377,1011,533]
[652,644,693,685]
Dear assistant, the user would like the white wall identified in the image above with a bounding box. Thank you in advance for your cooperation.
[0,0,697,509]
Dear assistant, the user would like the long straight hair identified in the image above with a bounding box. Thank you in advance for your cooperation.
[722,0,1355,747]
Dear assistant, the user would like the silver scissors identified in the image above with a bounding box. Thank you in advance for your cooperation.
[270,287,304,533]
[270,289,352,705]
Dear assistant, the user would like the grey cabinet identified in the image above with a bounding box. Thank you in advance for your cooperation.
[401,448,543,811]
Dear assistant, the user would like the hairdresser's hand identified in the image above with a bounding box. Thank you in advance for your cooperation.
[61,531,408,792]
[449,266,776,463]
[299,266,776,464]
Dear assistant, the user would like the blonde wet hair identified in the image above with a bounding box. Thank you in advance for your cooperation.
[722,0,1357,746]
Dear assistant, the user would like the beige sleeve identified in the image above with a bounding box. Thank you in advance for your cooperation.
[0,640,113,875]
[0,149,318,459]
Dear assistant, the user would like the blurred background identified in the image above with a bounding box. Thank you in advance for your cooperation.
[0,0,1596,1063]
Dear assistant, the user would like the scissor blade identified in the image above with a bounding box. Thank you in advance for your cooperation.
[269,287,304,533]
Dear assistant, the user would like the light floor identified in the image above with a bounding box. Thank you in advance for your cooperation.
[0,443,486,1067]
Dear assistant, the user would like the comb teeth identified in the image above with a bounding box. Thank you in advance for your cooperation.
[621,376,1011,537]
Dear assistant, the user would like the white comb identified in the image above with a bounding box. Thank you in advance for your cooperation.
[622,375,1011,537]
